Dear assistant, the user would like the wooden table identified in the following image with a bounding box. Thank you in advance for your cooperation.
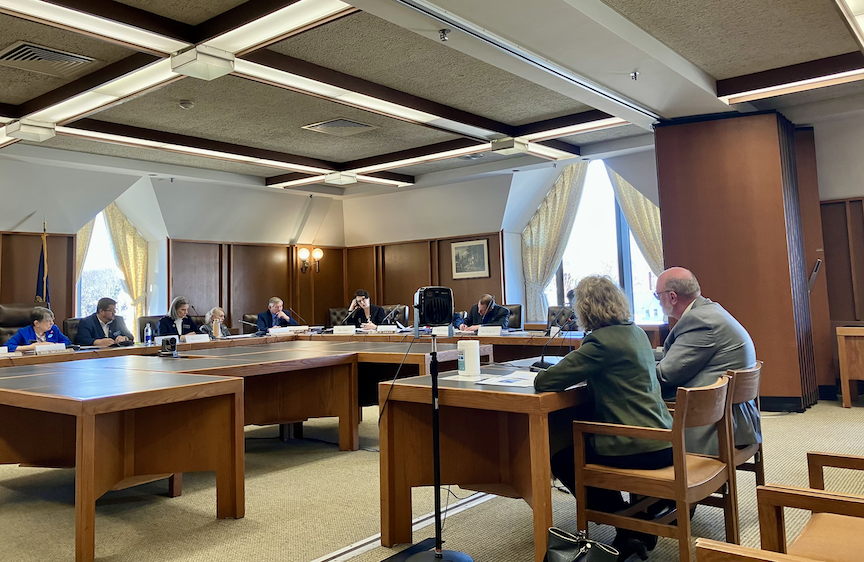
[378,364,587,562]
[0,365,245,562]
[836,326,864,407]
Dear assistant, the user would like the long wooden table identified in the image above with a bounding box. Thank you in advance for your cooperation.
[836,326,864,407]
[379,363,587,562]
[0,364,245,562]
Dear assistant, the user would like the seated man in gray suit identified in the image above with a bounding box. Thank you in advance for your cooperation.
[655,267,761,456]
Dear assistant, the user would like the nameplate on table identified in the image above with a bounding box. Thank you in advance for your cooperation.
[154,335,178,346]
[268,327,294,335]
[549,326,561,338]
[377,325,397,333]
[431,326,453,336]
[285,325,309,333]
[35,343,71,355]
[0,346,5,354]
[184,334,210,344]
[477,326,502,337]
[333,325,356,335]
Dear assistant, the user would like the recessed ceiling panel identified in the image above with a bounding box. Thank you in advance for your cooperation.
[113,0,249,26]
[600,0,859,79]
[269,12,593,126]
[29,134,284,177]
[559,124,650,146]
[0,13,137,105]
[90,75,459,162]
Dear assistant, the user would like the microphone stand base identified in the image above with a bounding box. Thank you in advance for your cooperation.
[406,550,473,562]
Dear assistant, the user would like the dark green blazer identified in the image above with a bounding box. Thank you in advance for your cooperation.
[534,322,673,457]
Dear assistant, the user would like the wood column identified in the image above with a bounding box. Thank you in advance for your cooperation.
[655,112,816,411]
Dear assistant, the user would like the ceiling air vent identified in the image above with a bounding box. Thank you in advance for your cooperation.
[301,118,378,137]
[0,42,98,78]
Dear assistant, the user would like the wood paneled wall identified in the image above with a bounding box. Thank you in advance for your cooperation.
[655,112,816,410]
[795,129,835,394]
[0,232,74,324]
[293,245,346,326]
[821,198,864,322]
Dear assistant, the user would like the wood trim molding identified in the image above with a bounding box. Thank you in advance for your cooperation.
[717,52,864,97]
[340,138,486,171]
[512,109,615,137]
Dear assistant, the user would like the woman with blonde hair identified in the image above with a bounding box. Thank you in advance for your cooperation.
[534,276,673,561]
[200,307,231,339]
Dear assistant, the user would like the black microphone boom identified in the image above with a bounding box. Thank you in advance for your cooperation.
[287,306,308,325]
[340,308,358,325]
[381,305,401,325]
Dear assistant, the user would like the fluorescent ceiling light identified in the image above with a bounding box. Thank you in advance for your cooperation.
[6,119,55,141]
[56,126,333,174]
[27,60,177,123]
[835,1,864,51]
[355,174,412,187]
[324,172,357,185]
[0,0,189,54]
[719,67,864,104]
[524,142,576,160]
[0,127,19,148]
[520,117,629,142]
[171,46,235,81]
[348,143,492,174]
[270,175,327,188]
[491,137,575,160]
[206,0,352,54]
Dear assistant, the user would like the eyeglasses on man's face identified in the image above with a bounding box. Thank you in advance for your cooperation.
[653,290,673,300]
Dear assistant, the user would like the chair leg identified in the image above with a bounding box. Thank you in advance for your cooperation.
[722,481,740,544]
[677,500,693,562]
[168,473,182,497]
[575,482,589,536]
[755,447,766,487]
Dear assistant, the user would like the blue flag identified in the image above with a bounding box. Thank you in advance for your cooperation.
[36,230,50,307]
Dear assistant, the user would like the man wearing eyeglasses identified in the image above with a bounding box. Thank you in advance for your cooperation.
[654,267,760,456]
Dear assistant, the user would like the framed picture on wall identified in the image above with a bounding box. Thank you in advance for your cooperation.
[452,239,489,279]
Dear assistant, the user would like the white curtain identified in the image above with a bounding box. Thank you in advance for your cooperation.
[75,217,96,284]
[104,203,148,337]
[521,163,589,322]
[605,165,664,275]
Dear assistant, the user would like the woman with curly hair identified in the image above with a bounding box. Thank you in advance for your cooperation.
[534,275,673,561]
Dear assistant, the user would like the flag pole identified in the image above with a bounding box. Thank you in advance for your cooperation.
[42,215,48,308]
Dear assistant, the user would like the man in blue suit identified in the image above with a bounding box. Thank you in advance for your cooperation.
[256,297,298,333]
[75,297,134,346]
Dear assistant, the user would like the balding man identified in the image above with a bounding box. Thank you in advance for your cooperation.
[458,294,510,331]
[654,267,760,456]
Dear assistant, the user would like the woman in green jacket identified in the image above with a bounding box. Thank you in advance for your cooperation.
[535,276,673,561]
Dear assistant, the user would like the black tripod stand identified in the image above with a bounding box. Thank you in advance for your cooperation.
[407,334,472,562]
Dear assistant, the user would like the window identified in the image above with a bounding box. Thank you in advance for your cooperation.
[544,160,664,325]
[78,212,134,328]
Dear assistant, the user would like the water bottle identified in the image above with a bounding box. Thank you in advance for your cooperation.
[144,323,153,345]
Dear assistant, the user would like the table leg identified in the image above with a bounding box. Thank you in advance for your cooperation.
[216,391,245,519]
[339,363,360,451]
[75,415,96,562]
[528,414,553,562]
[380,401,413,546]
[838,335,852,408]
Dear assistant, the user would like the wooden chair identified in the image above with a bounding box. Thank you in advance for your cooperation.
[696,538,813,561]
[756,452,864,561]
[572,376,738,562]
[729,361,765,486]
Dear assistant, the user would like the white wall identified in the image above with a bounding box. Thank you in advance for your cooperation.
[603,149,659,207]
[814,114,864,200]
[0,157,138,233]
[342,175,513,246]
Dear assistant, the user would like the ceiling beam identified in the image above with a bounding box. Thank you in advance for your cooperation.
[68,118,338,171]
[535,139,580,156]
[717,52,864,98]
[0,102,19,119]
[32,0,193,42]
[241,49,514,137]
[266,169,414,187]
[512,109,615,137]
[339,138,487,171]
[17,53,162,117]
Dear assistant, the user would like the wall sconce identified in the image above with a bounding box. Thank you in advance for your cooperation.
[298,247,324,273]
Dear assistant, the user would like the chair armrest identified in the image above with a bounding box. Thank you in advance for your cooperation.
[807,451,864,490]
[572,420,673,442]
[695,538,815,562]
[758,485,864,518]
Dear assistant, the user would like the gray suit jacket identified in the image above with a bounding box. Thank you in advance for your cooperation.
[656,296,760,455]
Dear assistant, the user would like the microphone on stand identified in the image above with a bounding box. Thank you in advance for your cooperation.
[287,306,308,325]
[240,319,265,336]
[340,307,358,325]
[381,305,401,325]
[533,308,577,371]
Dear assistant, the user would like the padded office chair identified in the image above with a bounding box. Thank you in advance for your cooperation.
[242,313,258,334]
[0,303,40,346]
[137,315,162,341]
[501,304,522,329]
[63,318,81,345]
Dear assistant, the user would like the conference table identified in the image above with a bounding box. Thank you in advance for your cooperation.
[0,362,245,562]
[379,362,588,562]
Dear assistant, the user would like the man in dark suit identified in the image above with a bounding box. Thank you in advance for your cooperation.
[458,294,509,331]
[256,296,299,332]
[75,297,134,346]
[655,267,760,456]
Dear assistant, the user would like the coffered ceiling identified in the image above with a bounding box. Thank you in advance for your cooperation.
[0,0,862,197]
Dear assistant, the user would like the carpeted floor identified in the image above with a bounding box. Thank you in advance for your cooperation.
[1,402,864,562]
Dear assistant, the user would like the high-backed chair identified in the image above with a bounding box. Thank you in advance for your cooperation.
[547,305,574,330]
[502,304,521,329]
[137,315,162,341]
[327,305,409,328]
[63,318,81,345]
[242,313,258,334]
[572,376,738,562]
[729,361,765,485]
[0,303,40,346]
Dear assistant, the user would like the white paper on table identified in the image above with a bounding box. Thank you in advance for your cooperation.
[441,373,492,382]
[476,370,537,387]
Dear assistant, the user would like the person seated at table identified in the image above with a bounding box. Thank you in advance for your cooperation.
[200,307,231,339]
[5,306,71,352]
[345,289,386,329]
[458,294,509,331]
[256,297,299,333]
[534,276,673,561]
[75,297,134,346]
[157,296,199,341]
[556,288,578,332]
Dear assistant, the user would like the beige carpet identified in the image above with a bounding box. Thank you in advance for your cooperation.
[1,402,864,562]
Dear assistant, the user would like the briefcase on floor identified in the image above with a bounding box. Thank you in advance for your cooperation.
[544,527,618,562]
